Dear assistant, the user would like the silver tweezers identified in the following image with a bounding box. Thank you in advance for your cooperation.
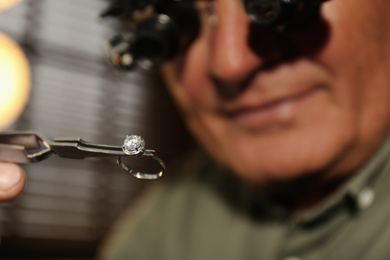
[0,131,165,179]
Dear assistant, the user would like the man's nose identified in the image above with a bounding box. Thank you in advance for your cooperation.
[209,0,264,85]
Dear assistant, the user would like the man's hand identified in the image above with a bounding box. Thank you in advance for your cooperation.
[0,162,26,202]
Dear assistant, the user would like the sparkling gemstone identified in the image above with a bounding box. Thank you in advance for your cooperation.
[122,135,145,155]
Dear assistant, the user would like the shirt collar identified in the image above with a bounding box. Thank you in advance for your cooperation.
[297,134,390,225]
[247,134,390,224]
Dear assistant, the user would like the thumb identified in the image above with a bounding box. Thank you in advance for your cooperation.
[0,162,26,202]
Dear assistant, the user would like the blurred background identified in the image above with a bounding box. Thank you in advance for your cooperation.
[0,0,194,258]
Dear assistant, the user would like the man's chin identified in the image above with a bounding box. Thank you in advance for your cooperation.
[216,141,344,185]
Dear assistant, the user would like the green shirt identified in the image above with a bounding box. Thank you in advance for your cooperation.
[99,137,390,260]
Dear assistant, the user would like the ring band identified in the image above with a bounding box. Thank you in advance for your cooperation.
[117,150,165,179]
[118,135,165,179]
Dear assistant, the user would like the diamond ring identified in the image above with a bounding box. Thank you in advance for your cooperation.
[117,135,165,179]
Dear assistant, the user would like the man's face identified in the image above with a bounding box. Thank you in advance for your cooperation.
[161,0,390,183]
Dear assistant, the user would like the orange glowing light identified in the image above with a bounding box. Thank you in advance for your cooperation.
[0,0,22,12]
[0,32,31,130]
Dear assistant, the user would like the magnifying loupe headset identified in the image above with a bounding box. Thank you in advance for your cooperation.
[102,0,328,70]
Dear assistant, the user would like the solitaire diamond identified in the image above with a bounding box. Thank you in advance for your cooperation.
[122,135,145,155]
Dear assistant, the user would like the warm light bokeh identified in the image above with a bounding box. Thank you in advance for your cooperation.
[0,0,22,12]
[0,32,30,130]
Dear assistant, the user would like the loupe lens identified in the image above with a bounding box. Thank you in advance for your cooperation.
[244,0,282,25]
[132,14,179,68]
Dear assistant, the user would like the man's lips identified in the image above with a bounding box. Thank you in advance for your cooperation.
[222,87,322,130]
